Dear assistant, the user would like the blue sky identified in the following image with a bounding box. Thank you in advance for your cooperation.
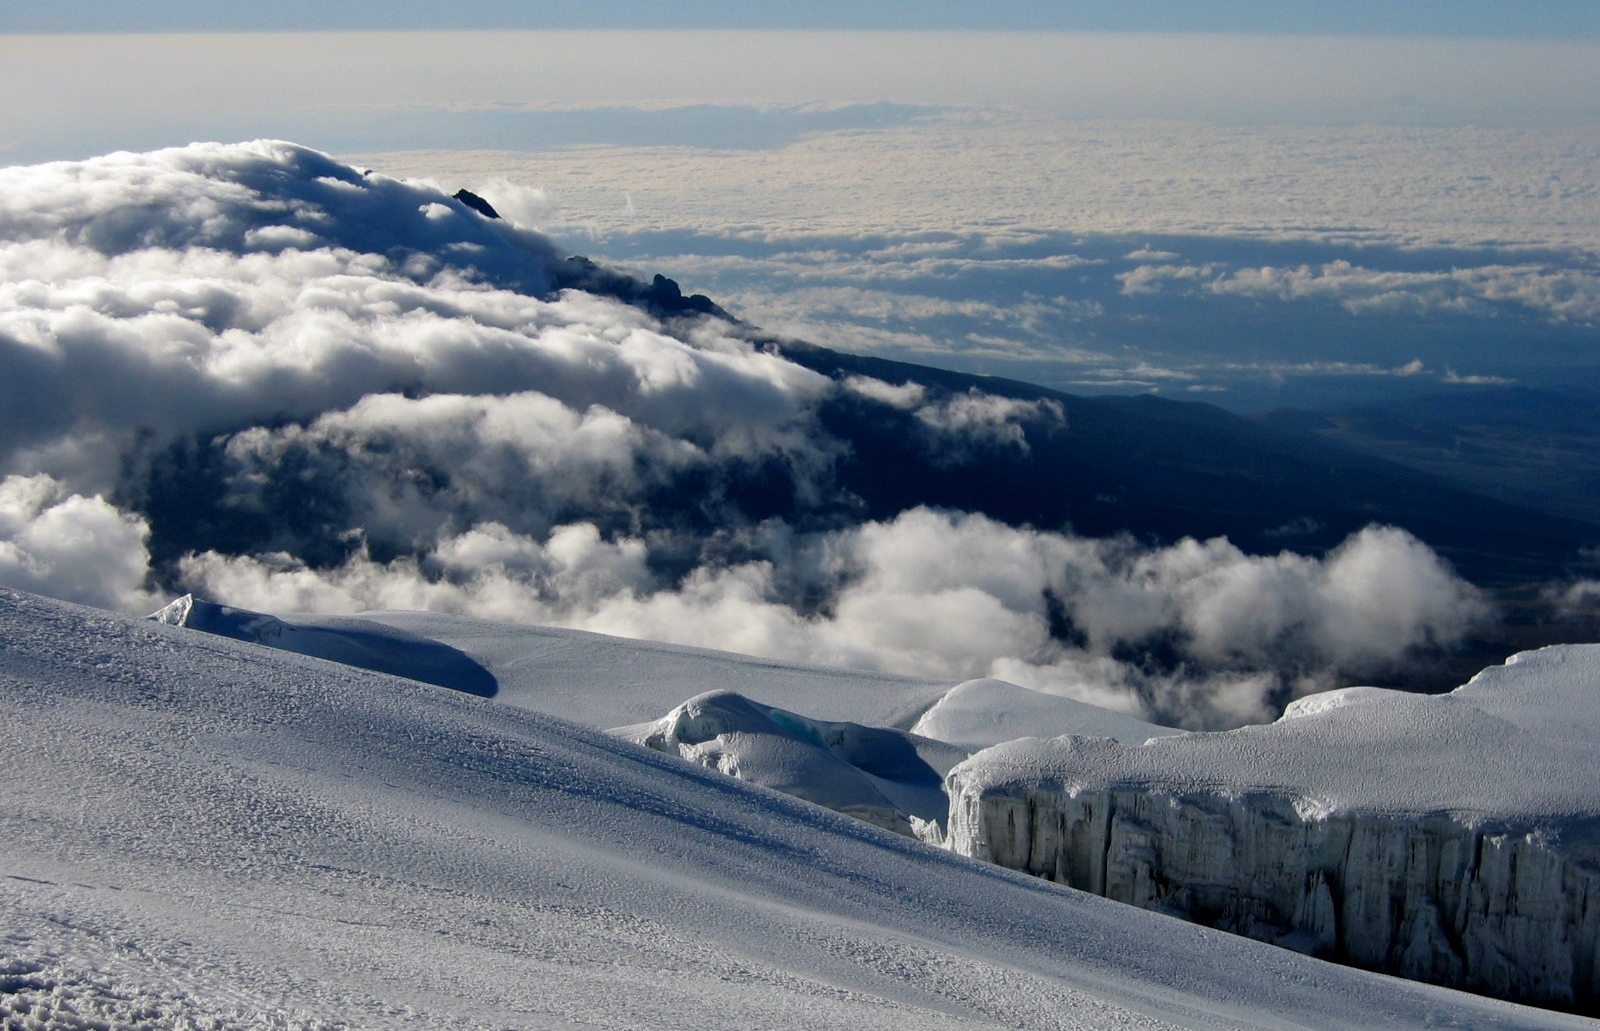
[5,0,1600,39]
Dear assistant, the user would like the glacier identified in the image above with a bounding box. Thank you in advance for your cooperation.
[944,648,1600,1012]
[13,585,1591,1029]
[144,593,1600,1013]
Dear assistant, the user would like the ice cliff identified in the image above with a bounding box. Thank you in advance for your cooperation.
[945,646,1600,1011]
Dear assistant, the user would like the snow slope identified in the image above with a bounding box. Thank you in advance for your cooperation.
[947,649,1600,1009]
[151,599,1163,840]
[151,595,498,696]
[317,608,959,730]
[1,586,1583,1030]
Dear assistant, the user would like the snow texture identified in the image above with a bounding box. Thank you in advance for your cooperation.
[311,607,960,731]
[1,586,1587,1029]
[946,647,1600,1010]
[912,677,1184,751]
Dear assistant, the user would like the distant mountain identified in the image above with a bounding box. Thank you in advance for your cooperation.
[527,258,1600,587]
[1261,387,1600,528]
[767,341,1599,588]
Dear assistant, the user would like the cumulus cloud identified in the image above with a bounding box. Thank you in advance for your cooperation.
[0,141,1502,730]
[0,474,154,611]
[0,141,838,509]
[842,374,926,409]
[175,507,1489,729]
[912,390,1064,458]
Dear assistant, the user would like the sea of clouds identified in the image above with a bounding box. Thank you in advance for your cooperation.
[364,114,1600,408]
[0,141,1493,727]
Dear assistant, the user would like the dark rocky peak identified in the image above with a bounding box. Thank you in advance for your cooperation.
[452,188,500,219]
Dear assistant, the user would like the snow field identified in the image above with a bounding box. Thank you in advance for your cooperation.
[2,587,1586,1028]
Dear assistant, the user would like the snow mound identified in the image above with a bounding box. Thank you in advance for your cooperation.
[614,689,967,841]
[1277,684,1412,720]
[913,677,1183,750]
[150,594,497,696]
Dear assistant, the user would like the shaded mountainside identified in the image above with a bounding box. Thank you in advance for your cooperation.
[1261,387,1600,527]
[770,340,1600,588]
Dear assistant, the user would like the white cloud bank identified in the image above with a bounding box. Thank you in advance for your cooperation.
[1115,258,1600,323]
[171,508,1487,729]
[0,473,154,612]
[0,141,1495,727]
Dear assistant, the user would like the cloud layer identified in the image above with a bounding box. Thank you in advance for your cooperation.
[172,509,1488,728]
[0,142,1496,727]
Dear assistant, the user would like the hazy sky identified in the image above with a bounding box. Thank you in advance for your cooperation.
[5,0,1600,37]
[3,29,1598,165]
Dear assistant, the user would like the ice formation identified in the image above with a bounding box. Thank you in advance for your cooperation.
[614,689,966,840]
[945,647,1600,1011]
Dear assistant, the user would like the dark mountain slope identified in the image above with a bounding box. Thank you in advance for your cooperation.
[1262,387,1600,527]
[771,341,1600,588]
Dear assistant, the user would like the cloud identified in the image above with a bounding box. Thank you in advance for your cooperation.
[0,474,154,612]
[1117,263,1213,295]
[216,390,710,553]
[0,141,1502,731]
[1125,247,1181,261]
[367,115,1600,255]
[842,375,926,409]
[1209,260,1600,323]
[840,376,1064,460]
[912,389,1064,457]
[0,141,841,511]
[471,178,555,228]
[176,507,1490,730]
[1108,257,1600,324]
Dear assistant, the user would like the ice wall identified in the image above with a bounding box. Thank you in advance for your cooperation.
[945,648,1600,1011]
[947,779,1600,1009]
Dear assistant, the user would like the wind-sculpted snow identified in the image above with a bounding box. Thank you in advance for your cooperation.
[0,141,1499,727]
[614,689,967,840]
[223,605,963,730]
[946,646,1600,1011]
[2,587,1589,1030]
[151,593,497,696]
